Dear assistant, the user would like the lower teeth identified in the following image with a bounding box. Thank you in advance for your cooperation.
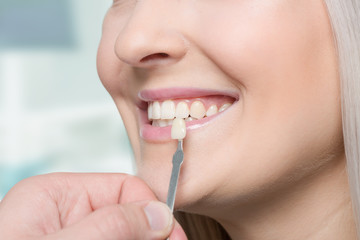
[152,116,197,126]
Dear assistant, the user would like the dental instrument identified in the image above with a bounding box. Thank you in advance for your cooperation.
[166,118,186,212]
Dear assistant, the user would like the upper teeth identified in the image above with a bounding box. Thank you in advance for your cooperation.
[190,101,206,119]
[175,102,189,118]
[148,100,232,126]
[161,100,175,119]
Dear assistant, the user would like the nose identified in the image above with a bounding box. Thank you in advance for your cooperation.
[114,2,188,68]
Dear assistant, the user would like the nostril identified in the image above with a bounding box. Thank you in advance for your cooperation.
[140,53,169,62]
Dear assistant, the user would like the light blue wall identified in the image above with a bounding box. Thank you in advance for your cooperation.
[0,0,135,199]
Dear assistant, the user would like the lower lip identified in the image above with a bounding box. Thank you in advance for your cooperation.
[139,110,220,142]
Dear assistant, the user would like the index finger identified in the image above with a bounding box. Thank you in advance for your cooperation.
[41,173,158,210]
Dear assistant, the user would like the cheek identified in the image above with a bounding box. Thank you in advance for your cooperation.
[97,10,133,98]
[173,1,342,202]
[193,0,339,142]
[97,40,126,97]
[193,0,332,85]
[97,31,144,161]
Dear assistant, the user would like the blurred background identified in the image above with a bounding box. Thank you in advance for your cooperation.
[0,0,135,199]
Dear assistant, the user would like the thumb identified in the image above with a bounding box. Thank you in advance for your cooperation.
[48,201,174,240]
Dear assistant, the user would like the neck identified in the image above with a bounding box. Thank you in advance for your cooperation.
[216,155,357,240]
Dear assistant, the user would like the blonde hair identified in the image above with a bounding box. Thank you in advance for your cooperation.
[175,1,360,239]
[323,0,360,238]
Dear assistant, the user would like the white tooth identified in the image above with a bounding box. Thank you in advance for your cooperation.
[175,101,190,118]
[219,103,232,112]
[157,119,168,127]
[161,100,175,119]
[190,101,206,119]
[171,118,186,140]
[152,101,161,119]
[206,105,218,117]
[166,119,173,126]
[152,120,159,127]
[148,102,153,120]
[185,117,195,122]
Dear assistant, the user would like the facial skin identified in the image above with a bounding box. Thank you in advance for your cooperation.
[98,0,355,238]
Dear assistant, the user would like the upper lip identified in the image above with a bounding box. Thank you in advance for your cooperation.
[138,87,239,103]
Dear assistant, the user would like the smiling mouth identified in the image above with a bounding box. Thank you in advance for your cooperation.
[138,88,238,142]
[148,96,234,127]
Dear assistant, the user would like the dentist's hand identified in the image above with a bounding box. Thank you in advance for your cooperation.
[0,173,187,240]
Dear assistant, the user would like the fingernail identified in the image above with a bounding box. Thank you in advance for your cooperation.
[144,201,173,231]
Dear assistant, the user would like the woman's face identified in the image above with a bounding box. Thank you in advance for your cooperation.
[97,0,342,214]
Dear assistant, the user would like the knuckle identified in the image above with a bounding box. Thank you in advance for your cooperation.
[13,173,60,189]
[7,175,44,194]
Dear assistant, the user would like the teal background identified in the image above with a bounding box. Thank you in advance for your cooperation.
[0,0,135,199]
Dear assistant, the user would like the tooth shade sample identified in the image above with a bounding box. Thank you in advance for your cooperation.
[171,118,186,140]
[190,101,206,119]
[175,101,190,118]
[148,102,153,120]
[206,105,218,117]
[161,100,175,119]
[152,101,161,119]
[219,103,232,112]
